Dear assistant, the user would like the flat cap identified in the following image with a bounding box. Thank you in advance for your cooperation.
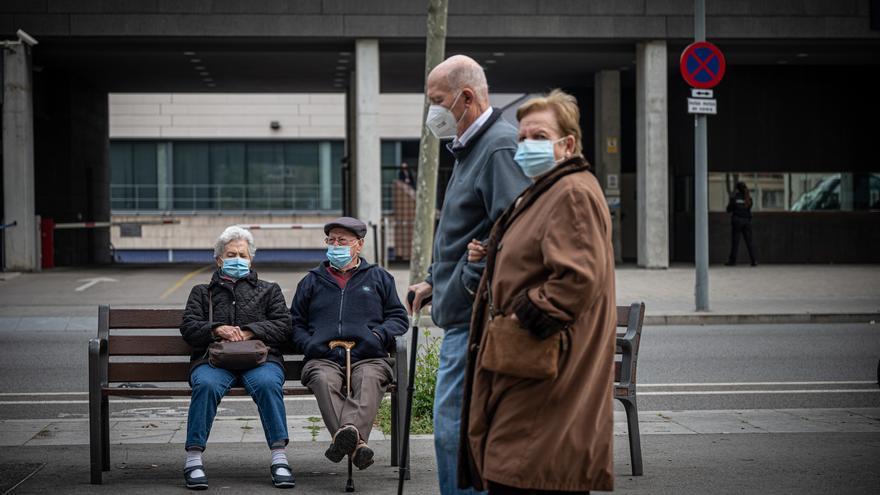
[324,217,367,238]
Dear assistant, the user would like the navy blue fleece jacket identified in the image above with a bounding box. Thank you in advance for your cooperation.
[290,259,408,367]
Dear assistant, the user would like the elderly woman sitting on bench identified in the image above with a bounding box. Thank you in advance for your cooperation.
[180,226,294,490]
[290,217,408,470]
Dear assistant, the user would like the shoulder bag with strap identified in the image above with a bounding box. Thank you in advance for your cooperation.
[206,288,268,371]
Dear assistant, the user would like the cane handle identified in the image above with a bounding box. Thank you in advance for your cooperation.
[329,340,356,350]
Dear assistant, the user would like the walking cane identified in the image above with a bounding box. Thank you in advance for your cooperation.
[398,292,431,495]
[329,340,357,493]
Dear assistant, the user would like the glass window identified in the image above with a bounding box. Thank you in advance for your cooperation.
[381,140,419,212]
[709,172,880,212]
[110,141,158,210]
[112,140,344,212]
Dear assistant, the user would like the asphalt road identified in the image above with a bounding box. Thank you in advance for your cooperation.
[1,323,877,420]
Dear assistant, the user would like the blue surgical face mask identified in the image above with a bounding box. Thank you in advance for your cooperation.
[221,257,250,279]
[327,245,353,270]
[514,138,567,178]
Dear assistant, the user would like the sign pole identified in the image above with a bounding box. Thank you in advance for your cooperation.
[694,0,710,311]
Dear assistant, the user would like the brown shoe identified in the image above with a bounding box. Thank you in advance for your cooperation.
[352,442,374,470]
[325,425,359,463]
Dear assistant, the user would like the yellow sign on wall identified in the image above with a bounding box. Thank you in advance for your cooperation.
[606,137,619,154]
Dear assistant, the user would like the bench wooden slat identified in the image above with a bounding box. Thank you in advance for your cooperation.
[103,386,316,397]
[104,383,397,397]
[108,360,307,382]
[109,309,183,329]
[109,362,191,382]
[109,335,193,355]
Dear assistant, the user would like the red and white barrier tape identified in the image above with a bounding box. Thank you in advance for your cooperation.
[235,224,325,230]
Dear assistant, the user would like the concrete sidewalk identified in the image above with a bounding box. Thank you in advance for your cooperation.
[2,408,879,448]
[1,409,879,494]
[611,264,880,325]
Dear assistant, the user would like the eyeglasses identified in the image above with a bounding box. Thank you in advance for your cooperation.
[324,236,358,246]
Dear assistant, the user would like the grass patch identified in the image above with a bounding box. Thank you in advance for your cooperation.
[374,329,441,435]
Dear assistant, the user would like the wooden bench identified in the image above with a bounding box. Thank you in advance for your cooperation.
[615,302,646,476]
[88,305,409,484]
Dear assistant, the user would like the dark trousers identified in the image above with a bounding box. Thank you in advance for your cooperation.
[728,217,756,264]
[488,481,589,495]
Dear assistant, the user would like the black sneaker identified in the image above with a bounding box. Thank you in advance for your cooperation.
[352,443,375,470]
[724,261,736,266]
[325,424,359,463]
[270,463,296,489]
[184,465,208,490]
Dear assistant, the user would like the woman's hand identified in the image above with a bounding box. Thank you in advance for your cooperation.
[467,239,487,263]
[214,325,244,342]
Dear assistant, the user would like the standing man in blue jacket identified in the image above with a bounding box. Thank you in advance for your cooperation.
[291,217,408,471]
[407,55,531,495]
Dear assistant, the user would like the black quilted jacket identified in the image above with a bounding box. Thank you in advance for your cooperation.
[180,269,292,371]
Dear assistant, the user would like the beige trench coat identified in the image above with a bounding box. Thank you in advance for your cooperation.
[459,157,616,492]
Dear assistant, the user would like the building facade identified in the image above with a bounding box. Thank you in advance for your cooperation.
[2,0,879,269]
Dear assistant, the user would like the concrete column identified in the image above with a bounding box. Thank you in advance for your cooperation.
[594,70,623,263]
[636,40,669,268]
[2,43,38,271]
[354,39,381,229]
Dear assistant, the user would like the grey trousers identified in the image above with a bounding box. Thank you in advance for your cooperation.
[301,357,392,443]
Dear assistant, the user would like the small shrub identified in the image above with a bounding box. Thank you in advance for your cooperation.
[375,329,441,435]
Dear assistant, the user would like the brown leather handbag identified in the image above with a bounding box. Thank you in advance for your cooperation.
[480,314,563,381]
[206,290,268,371]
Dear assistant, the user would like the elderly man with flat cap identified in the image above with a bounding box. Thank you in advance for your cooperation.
[290,217,408,470]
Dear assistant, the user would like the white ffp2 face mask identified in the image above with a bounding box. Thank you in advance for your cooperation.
[425,91,463,139]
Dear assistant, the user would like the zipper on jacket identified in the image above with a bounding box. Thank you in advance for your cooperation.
[336,287,345,335]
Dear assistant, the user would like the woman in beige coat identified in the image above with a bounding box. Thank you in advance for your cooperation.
[459,90,616,494]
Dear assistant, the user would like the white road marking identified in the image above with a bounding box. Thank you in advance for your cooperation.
[74,277,118,292]
[638,389,880,396]
[0,392,88,396]
[638,381,876,387]
[0,397,319,405]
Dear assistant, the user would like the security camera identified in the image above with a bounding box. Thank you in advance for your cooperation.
[16,29,38,47]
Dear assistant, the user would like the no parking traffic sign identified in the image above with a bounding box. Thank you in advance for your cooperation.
[680,41,725,89]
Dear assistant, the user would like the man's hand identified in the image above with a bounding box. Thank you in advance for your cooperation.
[406,281,433,315]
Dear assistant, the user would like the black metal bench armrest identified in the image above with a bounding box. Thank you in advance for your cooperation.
[394,335,408,389]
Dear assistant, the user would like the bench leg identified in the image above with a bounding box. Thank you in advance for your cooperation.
[620,396,643,476]
[390,392,399,467]
[88,339,104,484]
[101,396,110,470]
[89,394,103,484]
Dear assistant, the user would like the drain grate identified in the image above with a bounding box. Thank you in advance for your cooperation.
[0,463,45,495]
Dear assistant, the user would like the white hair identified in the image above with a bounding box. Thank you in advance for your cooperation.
[214,226,256,258]
[444,55,489,103]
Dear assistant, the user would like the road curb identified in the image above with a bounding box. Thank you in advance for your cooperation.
[643,313,880,326]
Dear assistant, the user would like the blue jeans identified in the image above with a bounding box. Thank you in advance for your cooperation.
[185,362,288,451]
[434,326,485,495]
